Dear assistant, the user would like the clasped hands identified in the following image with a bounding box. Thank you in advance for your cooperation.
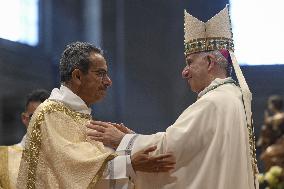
[86,120,176,173]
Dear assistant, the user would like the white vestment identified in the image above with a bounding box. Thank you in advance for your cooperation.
[121,78,259,189]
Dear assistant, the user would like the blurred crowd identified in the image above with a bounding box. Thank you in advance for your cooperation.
[257,95,284,188]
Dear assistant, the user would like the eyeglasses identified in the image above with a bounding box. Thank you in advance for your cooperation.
[92,70,110,80]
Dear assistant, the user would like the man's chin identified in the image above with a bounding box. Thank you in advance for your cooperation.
[188,80,199,93]
[188,84,198,93]
[101,89,107,95]
[91,96,105,104]
[187,81,194,91]
[97,91,107,100]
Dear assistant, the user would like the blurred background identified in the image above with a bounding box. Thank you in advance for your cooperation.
[0,0,284,180]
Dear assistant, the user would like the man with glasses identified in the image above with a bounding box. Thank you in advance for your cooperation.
[0,89,49,189]
[17,42,175,189]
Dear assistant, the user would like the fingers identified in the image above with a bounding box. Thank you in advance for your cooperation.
[151,157,176,172]
[110,122,127,131]
[86,130,102,137]
[107,122,135,134]
[112,123,124,130]
[90,120,112,128]
[151,158,176,167]
[143,146,157,154]
[145,163,176,173]
[153,166,175,172]
[154,161,176,167]
[152,153,174,161]
[87,124,106,133]
[89,136,103,142]
[150,153,176,169]
[118,123,127,129]
[131,149,176,173]
[111,123,124,131]
[154,156,176,163]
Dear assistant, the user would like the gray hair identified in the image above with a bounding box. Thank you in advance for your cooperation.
[203,50,232,76]
[59,41,103,82]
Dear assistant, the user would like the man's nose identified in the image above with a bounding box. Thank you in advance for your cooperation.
[182,66,189,79]
[103,75,112,87]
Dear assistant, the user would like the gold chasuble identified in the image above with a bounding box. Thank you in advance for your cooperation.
[0,142,24,189]
[17,100,116,189]
[0,146,10,189]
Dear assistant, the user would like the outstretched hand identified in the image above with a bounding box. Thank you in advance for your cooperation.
[131,146,176,173]
[111,122,135,134]
[87,120,125,149]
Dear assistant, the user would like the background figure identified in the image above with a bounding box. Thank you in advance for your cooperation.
[0,89,49,189]
[257,95,284,152]
[257,95,284,171]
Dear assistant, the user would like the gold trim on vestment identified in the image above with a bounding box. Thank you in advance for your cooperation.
[22,100,92,189]
[0,146,10,189]
[87,154,117,189]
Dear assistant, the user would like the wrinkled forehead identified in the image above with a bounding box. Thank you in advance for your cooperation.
[89,53,107,68]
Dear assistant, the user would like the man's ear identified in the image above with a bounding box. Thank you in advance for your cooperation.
[206,54,216,71]
[21,112,29,128]
[71,69,82,85]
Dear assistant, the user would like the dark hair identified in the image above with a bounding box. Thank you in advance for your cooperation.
[59,41,103,82]
[268,95,283,111]
[25,89,50,110]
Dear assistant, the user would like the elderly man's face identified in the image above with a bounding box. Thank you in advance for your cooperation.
[78,52,112,106]
[182,52,209,93]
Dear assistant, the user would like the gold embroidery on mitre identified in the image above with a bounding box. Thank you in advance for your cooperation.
[22,100,92,189]
[184,5,234,55]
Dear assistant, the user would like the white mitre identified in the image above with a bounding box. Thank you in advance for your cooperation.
[184,4,258,176]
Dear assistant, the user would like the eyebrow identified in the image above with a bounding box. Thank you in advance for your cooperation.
[92,68,107,72]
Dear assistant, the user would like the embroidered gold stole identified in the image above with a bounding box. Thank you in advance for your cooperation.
[17,100,116,189]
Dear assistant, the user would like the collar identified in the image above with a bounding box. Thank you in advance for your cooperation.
[197,77,236,99]
[49,85,92,115]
